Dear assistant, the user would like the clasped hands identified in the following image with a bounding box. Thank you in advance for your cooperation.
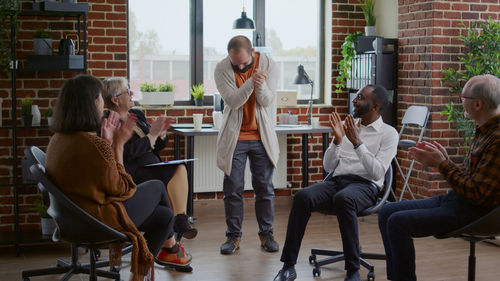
[252,69,267,89]
[329,112,361,147]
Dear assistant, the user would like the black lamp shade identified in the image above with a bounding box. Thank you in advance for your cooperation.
[293,65,311,85]
[233,11,255,29]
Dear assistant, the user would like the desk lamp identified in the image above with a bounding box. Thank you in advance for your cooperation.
[293,64,314,125]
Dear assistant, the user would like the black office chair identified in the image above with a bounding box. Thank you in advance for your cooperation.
[434,204,500,281]
[22,163,129,281]
[309,165,393,281]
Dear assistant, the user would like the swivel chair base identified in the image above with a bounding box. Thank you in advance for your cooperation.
[22,244,125,281]
[309,247,385,281]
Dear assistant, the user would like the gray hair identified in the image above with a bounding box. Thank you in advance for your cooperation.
[102,77,128,109]
[469,74,500,111]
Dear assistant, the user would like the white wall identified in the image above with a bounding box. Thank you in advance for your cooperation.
[375,0,398,38]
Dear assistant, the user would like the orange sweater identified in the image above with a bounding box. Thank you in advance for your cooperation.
[234,53,261,141]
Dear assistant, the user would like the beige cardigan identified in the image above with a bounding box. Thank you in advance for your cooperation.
[214,53,280,175]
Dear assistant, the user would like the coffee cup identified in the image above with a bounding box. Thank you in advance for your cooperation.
[213,111,223,130]
[193,114,203,131]
[311,117,320,128]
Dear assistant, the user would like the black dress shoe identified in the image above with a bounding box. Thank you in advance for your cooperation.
[344,271,361,281]
[273,267,297,281]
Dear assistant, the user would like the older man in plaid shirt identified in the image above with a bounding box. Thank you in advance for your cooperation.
[378,74,500,281]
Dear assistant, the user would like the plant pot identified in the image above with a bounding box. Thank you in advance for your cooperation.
[34,38,52,55]
[140,91,174,105]
[47,117,54,127]
[364,26,375,36]
[41,217,56,236]
[194,98,204,106]
[22,115,33,127]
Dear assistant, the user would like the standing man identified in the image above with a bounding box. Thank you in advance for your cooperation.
[214,35,280,255]
[378,74,500,281]
[273,85,399,281]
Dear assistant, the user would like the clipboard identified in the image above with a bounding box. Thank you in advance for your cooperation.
[144,158,197,167]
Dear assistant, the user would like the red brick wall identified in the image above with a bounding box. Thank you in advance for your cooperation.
[0,0,128,232]
[396,0,500,199]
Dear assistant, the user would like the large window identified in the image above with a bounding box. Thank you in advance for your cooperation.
[128,0,325,104]
[129,0,190,101]
[266,0,321,100]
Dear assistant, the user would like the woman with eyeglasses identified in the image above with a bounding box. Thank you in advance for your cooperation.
[101,78,197,241]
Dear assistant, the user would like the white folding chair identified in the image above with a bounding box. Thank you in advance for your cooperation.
[393,105,430,201]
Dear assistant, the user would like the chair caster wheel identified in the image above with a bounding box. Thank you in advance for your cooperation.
[309,254,316,264]
[367,271,375,281]
[313,267,321,277]
[111,266,120,272]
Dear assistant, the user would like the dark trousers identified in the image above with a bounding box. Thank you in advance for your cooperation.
[378,191,488,281]
[223,140,275,237]
[123,179,174,256]
[280,175,378,273]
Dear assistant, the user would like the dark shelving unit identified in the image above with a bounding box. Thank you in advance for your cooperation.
[347,36,399,127]
[2,2,89,254]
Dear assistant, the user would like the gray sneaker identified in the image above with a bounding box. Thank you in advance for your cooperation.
[220,236,241,255]
[259,233,279,252]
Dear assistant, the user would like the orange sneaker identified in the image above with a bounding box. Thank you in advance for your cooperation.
[155,243,192,272]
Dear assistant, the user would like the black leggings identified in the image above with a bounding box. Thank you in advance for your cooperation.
[122,179,173,255]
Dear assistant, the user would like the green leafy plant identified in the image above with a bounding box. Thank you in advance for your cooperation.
[156,82,174,92]
[33,29,51,38]
[43,107,53,118]
[0,0,20,74]
[335,31,363,93]
[190,84,204,99]
[441,18,500,150]
[139,81,174,92]
[21,97,32,116]
[29,199,50,218]
[360,0,376,26]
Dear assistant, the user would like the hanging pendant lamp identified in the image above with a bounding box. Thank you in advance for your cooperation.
[233,1,255,29]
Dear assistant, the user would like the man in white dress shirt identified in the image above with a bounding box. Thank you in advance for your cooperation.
[273,85,399,281]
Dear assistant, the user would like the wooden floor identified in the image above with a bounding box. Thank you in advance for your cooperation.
[2,196,499,281]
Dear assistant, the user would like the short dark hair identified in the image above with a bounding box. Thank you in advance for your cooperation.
[227,35,252,54]
[52,74,103,133]
[368,84,390,112]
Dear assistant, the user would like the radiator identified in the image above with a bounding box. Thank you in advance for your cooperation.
[193,135,288,193]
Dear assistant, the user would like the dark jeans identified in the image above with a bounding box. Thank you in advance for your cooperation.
[123,179,174,256]
[280,175,378,273]
[378,190,488,281]
[223,140,275,237]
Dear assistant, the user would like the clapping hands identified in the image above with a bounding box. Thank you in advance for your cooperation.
[101,111,136,147]
[329,112,361,147]
[408,141,448,167]
[150,116,174,139]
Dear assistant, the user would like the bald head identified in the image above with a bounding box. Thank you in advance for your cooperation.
[227,35,252,54]
[465,74,500,111]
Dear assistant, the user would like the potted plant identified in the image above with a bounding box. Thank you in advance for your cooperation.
[44,107,54,127]
[335,31,363,93]
[21,97,33,127]
[29,199,56,236]
[139,81,174,105]
[33,29,52,55]
[441,18,500,153]
[0,0,19,74]
[360,0,376,36]
[191,83,205,106]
